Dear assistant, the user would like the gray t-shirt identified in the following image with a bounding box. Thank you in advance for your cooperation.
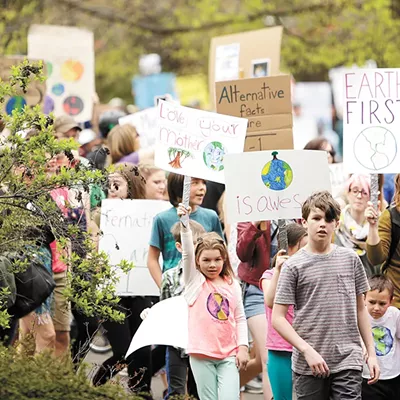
[275,245,369,375]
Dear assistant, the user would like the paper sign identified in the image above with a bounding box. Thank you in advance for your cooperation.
[209,26,283,109]
[343,68,400,173]
[215,75,293,151]
[126,296,188,357]
[215,43,240,82]
[329,163,348,198]
[28,24,95,123]
[224,150,331,223]
[155,100,247,183]
[119,107,158,148]
[99,199,170,296]
[0,56,46,116]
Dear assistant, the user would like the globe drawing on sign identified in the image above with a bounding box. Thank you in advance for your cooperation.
[61,60,84,81]
[261,151,293,191]
[354,127,397,171]
[52,83,65,96]
[5,96,27,115]
[372,325,393,356]
[206,292,230,321]
[203,141,226,171]
[63,96,84,116]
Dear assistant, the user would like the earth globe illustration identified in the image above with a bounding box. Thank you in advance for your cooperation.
[372,326,393,356]
[354,126,396,171]
[203,141,226,171]
[261,151,293,191]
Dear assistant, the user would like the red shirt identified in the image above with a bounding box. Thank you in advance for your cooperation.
[236,222,272,286]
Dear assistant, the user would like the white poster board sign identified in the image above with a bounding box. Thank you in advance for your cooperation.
[215,43,240,82]
[155,100,247,183]
[224,150,331,223]
[343,68,400,173]
[119,107,158,148]
[126,296,188,357]
[28,24,95,122]
[99,199,170,296]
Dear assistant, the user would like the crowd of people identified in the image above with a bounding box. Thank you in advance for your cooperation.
[0,99,399,400]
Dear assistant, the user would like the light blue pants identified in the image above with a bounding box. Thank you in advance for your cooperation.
[189,356,239,400]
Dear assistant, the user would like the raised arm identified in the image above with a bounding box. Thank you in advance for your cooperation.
[263,250,288,308]
[181,223,197,286]
[366,206,391,265]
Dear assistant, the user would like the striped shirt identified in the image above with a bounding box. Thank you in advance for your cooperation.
[275,245,369,375]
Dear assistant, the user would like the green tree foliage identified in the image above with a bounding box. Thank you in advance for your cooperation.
[0,1,399,100]
[0,60,132,327]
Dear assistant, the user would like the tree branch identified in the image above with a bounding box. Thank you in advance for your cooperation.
[54,0,344,35]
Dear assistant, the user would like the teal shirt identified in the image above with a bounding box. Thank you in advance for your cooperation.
[149,206,224,272]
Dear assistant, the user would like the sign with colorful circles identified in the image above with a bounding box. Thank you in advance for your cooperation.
[0,56,47,117]
[28,24,95,123]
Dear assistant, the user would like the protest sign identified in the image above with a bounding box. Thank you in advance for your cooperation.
[126,296,188,357]
[99,199,170,296]
[215,75,293,151]
[119,107,158,148]
[224,150,331,223]
[209,26,283,109]
[329,163,349,199]
[132,72,178,110]
[0,56,46,116]
[155,100,247,183]
[28,24,95,123]
[343,68,400,173]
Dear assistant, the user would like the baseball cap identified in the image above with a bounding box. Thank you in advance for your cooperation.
[78,128,97,146]
[54,115,82,134]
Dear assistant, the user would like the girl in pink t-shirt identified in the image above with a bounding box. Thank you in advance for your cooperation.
[178,204,249,400]
[260,223,308,400]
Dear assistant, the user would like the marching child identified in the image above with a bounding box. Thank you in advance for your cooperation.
[178,203,248,400]
[160,220,205,399]
[272,191,380,399]
[361,275,400,400]
[261,223,308,400]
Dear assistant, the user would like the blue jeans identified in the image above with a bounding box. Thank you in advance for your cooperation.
[190,356,239,400]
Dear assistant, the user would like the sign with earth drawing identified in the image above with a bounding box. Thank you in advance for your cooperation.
[223,150,331,223]
[155,100,247,183]
[28,24,95,122]
[343,68,400,173]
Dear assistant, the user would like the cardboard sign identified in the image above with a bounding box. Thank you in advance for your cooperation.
[28,24,95,123]
[343,68,400,173]
[155,100,247,183]
[0,56,46,116]
[209,26,283,109]
[98,199,170,296]
[126,296,188,357]
[215,75,293,151]
[119,107,158,148]
[224,150,331,223]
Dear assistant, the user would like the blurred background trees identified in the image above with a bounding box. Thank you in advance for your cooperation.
[1,0,399,103]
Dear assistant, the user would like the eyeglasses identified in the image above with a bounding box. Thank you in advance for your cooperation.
[350,188,369,197]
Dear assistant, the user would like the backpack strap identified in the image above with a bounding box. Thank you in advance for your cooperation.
[384,207,400,272]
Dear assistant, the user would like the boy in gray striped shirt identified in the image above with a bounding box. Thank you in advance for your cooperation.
[272,191,380,400]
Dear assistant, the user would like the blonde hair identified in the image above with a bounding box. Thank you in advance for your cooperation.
[138,163,163,180]
[194,232,233,283]
[107,125,140,164]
